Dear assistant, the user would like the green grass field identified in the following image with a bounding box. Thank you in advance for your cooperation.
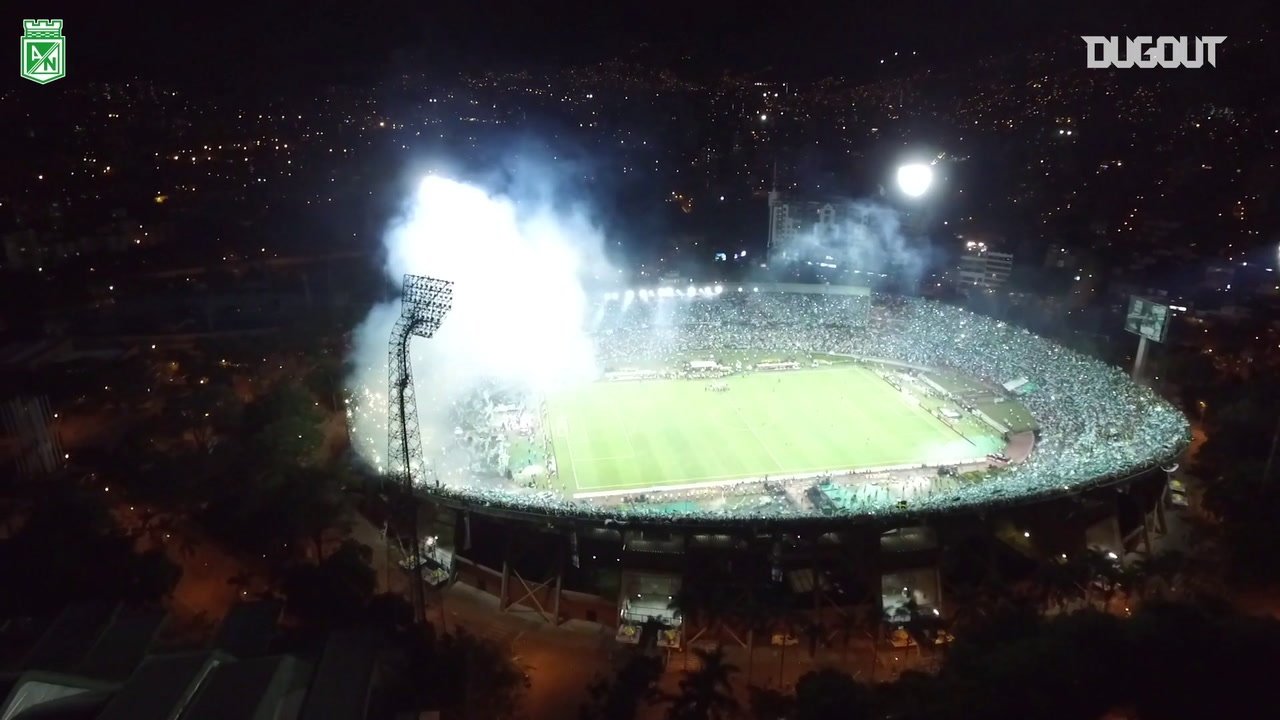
[546,366,1003,498]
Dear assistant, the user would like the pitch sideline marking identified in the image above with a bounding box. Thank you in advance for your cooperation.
[571,455,989,498]
[558,414,582,493]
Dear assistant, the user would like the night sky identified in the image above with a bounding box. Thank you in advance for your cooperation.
[55,0,1265,89]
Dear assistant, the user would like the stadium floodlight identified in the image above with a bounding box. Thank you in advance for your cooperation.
[387,274,453,625]
[752,287,759,292]
[659,286,675,299]
[896,163,933,198]
[714,285,723,294]
[623,289,635,303]
[737,287,743,292]
[687,285,697,298]
[389,274,454,486]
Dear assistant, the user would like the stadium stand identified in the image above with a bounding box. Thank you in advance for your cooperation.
[386,290,1188,522]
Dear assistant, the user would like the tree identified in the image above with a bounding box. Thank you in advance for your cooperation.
[1029,555,1089,611]
[1199,462,1280,583]
[196,462,352,566]
[436,628,528,719]
[666,647,740,720]
[306,356,348,412]
[1194,378,1280,485]
[1072,548,1126,610]
[279,465,353,561]
[886,596,947,656]
[280,539,376,633]
[746,686,792,720]
[669,576,716,640]
[240,382,325,471]
[376,614,526,720]
[177,380,242,454]
[761,590,803,688]
[1130,550,1187,601]
[733,594,773,687]
[0,479,180,616]
[746,600,1280,720]
[827,606,875,666]
[929,609,1127,720]
[376,611,440,715]
[792,668,874,720]
[1123,601,1280,720]
[580,652,663,720]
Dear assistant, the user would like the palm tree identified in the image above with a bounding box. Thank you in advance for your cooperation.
[671,576,735,659]
[792,668,876,720]
[733,595,772,687]
[1031,555,1088,612]
[763,592,803,689]
[580,652,663,720]
[669,582,711,645]
[1076,549,1127,610]
[666,647,740,720]
[1131,550,1188,601]
[828,604,879,668]
[889,597,945,655]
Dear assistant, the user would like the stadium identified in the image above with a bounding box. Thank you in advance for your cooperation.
[337,175,1192,631]
[353,282,1190,527]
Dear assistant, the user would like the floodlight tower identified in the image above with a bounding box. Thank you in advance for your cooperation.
[387,274,454,623]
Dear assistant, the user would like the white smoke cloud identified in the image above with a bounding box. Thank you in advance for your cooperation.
[770,200,927,286]
[345,171,612,473]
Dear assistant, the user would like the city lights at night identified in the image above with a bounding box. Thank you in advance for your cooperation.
[1,3,1276,719]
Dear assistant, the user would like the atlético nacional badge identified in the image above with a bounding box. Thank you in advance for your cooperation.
[21,19,65,84]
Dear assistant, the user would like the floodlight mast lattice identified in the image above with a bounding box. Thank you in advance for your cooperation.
[387,274,453,624]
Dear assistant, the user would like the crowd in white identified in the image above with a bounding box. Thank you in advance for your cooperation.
[424,291,1190,522]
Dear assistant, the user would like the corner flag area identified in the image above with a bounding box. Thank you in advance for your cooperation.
[547,366,1003,498]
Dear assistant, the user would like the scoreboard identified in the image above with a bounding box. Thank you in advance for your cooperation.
[1124,296,1171,343]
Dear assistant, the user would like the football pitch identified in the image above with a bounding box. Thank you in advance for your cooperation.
[546,366,1000,498]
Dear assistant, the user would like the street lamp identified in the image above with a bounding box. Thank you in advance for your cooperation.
[896,163,934,198]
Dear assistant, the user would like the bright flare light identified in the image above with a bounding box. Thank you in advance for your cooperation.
[896,163,933,198]
[345,173,611,474]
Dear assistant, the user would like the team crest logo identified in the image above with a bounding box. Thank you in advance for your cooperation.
[21,19,65,84]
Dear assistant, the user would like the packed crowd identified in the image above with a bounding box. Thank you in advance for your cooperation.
[422,291,1190,522]
[593,291,871,368]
